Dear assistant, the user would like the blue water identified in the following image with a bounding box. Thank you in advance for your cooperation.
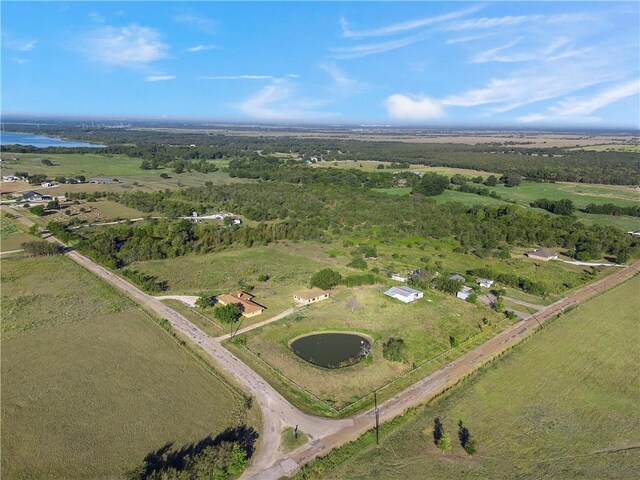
[1,131,106,148]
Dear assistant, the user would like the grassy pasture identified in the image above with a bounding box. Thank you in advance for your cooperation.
[226,285,506,412]
[295,274,640,480]
[0,215,32,252]
[1,254,257,479]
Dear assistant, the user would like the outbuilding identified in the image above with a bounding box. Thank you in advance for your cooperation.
[384,286,424,303]
[526,249,558,261]
[294,288,331,305]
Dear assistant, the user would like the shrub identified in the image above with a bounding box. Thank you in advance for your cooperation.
[347,256,368,270]
[21,240,62,256]
[257,273,270,282]
[310,268,342,290]
[382,337,407,362]
[29,205,46,216]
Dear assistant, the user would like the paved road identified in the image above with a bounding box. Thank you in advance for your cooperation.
[5,206,638,479]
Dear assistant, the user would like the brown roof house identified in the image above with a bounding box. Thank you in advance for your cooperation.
[526,249,559,261]
[217,291,265,317]
[293,288,331,305]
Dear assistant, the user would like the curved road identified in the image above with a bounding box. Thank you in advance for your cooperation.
[5,206,638,479]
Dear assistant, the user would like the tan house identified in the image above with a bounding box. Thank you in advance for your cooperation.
[526,249,559,261]
[217,291,265,317]
[294,288,331,305]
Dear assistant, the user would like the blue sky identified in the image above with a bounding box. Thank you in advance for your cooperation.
[2,1,639,127]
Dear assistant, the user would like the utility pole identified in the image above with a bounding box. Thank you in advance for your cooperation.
[374,390,379,446]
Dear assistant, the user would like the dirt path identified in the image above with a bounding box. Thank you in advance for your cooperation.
[0,249,24,256]
[5,205,638,479]
[218,307,297,341]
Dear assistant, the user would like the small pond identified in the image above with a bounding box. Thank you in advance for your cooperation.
[290,332,371,369]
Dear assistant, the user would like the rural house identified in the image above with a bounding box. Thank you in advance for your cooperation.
[22,191,49,202]
[456,286,474,300]
[526,249,558,261]
[384,286,424,303]
[476,277,494,288]
[217,291,265,317]
[294,288,331,305]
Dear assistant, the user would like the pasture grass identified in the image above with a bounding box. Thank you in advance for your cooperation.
[281,427,309,453]
[1,254,257,479]
[295,274,640,480]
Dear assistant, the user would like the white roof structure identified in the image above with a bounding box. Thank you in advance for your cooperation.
[384,286,424,303]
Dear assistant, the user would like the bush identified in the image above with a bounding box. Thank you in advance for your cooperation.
[414,172,450,196]
[347,256,367,270]
[21,240,62,256]
[341,273,377,287]
[310,268,342,290]
[449,335,460,348]
[382,337,407,362]
[29,205,46,216]
[257,273,270,282]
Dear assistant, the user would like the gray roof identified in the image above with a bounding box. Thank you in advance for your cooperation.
[448,274,465,282]
[528,249,557,258]
[384,286,422,298]
[22,190,43,200]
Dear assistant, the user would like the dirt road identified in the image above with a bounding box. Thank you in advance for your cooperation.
[5,206,638,479]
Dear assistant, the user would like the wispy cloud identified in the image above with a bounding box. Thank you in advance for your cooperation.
[88,12,106,23]
[185,44,218,53]
[174,13,216,34]
[12,58,28,65]
[442,12,591,32]
[385,94,444,120]
[518,79,640,123]
[332,31,430,59]
[319,63,366,94]
[340,5,481,38]
[84,24,169,67]
[145,75,176,82]
[240,79,335,120]
[200,75,274,80]
[3,36,37,52]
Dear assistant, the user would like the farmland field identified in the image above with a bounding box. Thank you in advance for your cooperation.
[225,285,506,414]
[295,274,640,480]
[1,254,258,479]
[0,215,32,252]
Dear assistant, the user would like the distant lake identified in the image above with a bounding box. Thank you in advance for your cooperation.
[1,131,106,148]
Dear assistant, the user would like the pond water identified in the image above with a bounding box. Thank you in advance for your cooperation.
[1,131,106,148]
[290,332,371,369]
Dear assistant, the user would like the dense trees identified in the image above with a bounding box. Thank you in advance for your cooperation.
[21,240,62,256]
[530,198,575,216]
[310,269,342,290]
[5,124,637,184]
[582,203,640,217]
[413,172,450,196]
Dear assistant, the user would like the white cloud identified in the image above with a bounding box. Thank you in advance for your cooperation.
[471,38,587,64]
[319,63,365,93]
[385,94,444,120]
[13,58,28,64]
[3,36,37,51]
[145,75,176,82]
[331,31,429,59]
[200,75,274,80]
[340,5,480,38]
[240,79,334,120]
[519,79,640,123]
[185,44,218,52]
[442,12,591,32]
[85,24,168,67]
[174,13,216,34]
[88,12,106,23]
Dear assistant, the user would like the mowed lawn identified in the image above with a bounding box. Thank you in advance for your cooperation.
[227,285,505,412]
[295,274,640,480]
[1,255,256,479]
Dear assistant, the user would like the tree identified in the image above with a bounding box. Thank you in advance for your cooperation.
[47,200,60,210]
[458,421,477,455]
[433,417,444,444]
[493,297,505,313]
[484,175,498,186]
[140,159,152,170]
[41,158,54,166]
[414,172,450,196]
[160,172,170,179]
[450,173,467,185]
[257,273,270,282]
[214,303,243,336]
[310,268,342,290]
[54,176,67,184]
[347,256,367,270]
[449,335,460,348]
[436,433,452,452]
[383,337,407,362]
[29,205,45,216]
[21,240,61,256]
[196,293,214,309]
[472,176,483,184]
[226,444,248,476]
[501,173,522,187]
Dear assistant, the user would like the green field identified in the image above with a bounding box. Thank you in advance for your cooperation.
[226,284,506,414]
[375,179,640,231]
[295,274,640,480]
[0,215,33,252]
[1,254,258,479]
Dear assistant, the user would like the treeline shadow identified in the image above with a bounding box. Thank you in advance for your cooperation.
[136,425,258,477]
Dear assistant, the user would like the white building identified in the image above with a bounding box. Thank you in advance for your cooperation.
[384,286,424,303]
[456,286,474,300]
[476,277,494,288]
[391,274,408,282]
